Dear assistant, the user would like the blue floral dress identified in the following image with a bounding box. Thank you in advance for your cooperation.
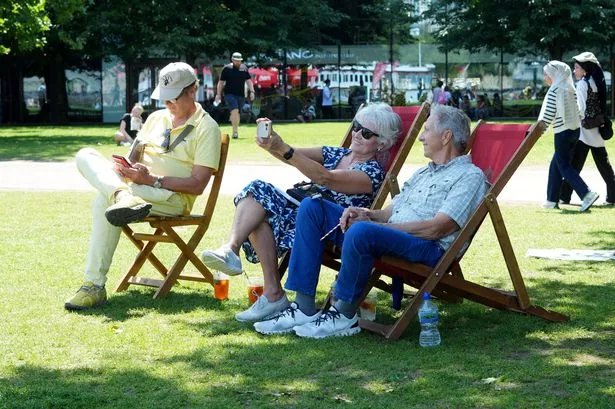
[234,146,385,263]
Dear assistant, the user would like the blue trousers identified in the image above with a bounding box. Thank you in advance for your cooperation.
[547,128,589,202]
[285,198,444,305]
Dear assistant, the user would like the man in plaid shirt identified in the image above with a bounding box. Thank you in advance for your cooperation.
[252,104,489,339]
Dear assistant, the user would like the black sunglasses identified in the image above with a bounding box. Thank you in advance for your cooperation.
[351,120,379,140]
[161,129,171,150]
[165,87,187,104]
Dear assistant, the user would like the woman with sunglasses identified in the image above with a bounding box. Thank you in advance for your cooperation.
[201,103,401,322]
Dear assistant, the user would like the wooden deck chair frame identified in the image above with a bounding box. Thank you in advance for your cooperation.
[357,121,569,340]
[277,102,431,276]
[318,119,481,305]
[115,133,230,299]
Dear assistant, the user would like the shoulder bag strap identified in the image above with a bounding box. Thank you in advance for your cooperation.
[167,125,194,153]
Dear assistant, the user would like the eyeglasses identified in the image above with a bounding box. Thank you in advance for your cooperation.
[161,129,171,150]
[351,120,379,140]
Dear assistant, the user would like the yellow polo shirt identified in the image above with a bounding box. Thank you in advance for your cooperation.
[137,103,221,212]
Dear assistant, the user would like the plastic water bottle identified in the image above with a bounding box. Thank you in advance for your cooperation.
[418,292,441,347]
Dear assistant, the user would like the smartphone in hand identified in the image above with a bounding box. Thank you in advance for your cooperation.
[112,155,134,168]
[256,119,272,138]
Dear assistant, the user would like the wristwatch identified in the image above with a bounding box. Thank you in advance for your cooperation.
[153,176,163,189]
[283,147,295,161]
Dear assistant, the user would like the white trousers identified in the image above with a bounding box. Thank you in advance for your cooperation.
[76,148,186,286]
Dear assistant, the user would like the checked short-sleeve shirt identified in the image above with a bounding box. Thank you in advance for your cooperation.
[388,155,489,251]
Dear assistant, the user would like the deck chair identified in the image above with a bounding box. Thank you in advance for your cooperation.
[114,133,230,299]
[317,118,481,309]
[358,121,569,340]
[277,102,431,276]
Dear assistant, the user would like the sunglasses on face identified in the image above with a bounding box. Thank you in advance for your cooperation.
[351,120,379,140]
[165,88,187,105]
[161,129,171,150]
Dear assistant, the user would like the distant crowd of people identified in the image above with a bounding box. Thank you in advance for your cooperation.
[430,80,503,120]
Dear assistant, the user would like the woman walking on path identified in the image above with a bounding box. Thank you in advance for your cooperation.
[560,52,615,206]
[538,60,599,212]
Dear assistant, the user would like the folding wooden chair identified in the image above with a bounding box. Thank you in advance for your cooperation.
[358,122,569,340]
[278,102,431,276]
[115,133,230,299]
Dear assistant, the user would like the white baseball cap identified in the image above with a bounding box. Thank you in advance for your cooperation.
[151,62,198,101]
[572,51,600,66]
[231,52,243,61]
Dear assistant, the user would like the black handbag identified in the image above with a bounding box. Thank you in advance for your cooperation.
[581,79,605,129]
[599,117,613,141]
[285,182,337,204]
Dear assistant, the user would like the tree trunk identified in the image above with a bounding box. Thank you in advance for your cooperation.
[0,56,25,123]
[46,52,69,124]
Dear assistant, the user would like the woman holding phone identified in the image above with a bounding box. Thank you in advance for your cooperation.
[201,103,402,323]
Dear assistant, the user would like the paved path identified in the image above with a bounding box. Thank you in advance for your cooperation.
[0,160,609,205]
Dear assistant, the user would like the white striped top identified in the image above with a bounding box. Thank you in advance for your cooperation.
[538,86,581,133]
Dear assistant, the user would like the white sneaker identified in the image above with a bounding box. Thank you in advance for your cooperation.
[580,191,599,212]
[201,245,242,276]
[235,294,290,322]
[253,302,321,335]
[541,200,559,209]
[294,306,360,339]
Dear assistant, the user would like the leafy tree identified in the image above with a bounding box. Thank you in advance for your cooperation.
[0,0,50,54]
[68,0,345,63]
[3,0,416,123]
[426,1,520,55]
[426,0,614,61]
[321,0,416,45]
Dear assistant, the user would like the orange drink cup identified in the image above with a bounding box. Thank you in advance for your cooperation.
[247,277,264,304]
[213,273,230,300]
[359,292,377,321]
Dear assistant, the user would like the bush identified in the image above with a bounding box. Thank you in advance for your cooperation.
[391,91,406,106]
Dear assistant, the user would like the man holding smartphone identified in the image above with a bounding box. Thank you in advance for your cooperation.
[65,62,222,311]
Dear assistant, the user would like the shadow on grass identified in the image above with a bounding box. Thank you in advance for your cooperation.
[168,280,615,407]
[67,288,236,323]
[0,126,114,162]
[5,280,615,408]
[0,366,198,409]
[584,230,615,250]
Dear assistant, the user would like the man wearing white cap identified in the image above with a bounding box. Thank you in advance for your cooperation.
[215,52,255,139]
[65,62,221,311]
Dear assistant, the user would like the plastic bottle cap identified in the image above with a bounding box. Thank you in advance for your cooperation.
[422,292,431,300]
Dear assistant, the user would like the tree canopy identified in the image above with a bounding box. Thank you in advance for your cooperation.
[426,0,615,61]
[0,0,50,54]
[2,0,419,61]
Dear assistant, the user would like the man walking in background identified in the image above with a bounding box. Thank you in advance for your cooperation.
[321,79,333,119]
[215,52,255,139]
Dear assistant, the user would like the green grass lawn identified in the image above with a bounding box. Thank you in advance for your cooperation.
[1,190,615,408]
[1,120,615,407]
[2,121,615,168]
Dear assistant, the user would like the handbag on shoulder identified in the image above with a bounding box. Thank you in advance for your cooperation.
[599,117,613,141]
[581,79,605,129]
